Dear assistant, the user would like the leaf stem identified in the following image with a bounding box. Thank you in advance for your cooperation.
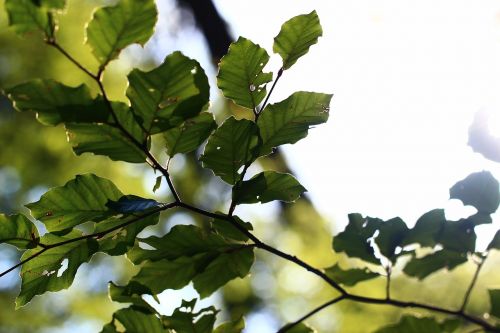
[257,67,283,119]
[385,265,392,300]
[460,253,488,312]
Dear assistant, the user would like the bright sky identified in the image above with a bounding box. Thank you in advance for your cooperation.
[212,0,500,242]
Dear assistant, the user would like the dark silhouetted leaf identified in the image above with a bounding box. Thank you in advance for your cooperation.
[489,289,500,319]
[101,307,164,333]
[375,217,409,262]
[201,117,259,184]
[257,92,332,155]
[488,230,500,250]
[324,263,379,286]
[217,37,272,109]
[213,317,245,333]
[162,299,217,333]
[273,11,323,70]
[232,171,306,204]
[402,209,446,248]
[106,195,160,213]
[403,250,467,280]
[86,0,157,66]
[108,281,156,312]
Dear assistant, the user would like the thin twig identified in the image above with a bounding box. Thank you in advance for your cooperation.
[460,253,489,312]
[0,248,47,278]
[258,67,283,118]
[385,265,392,300]
[46,40,98,80]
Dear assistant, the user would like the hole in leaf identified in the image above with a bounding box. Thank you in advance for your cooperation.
[216,146,221,150]
[191,67,197,74]
[57,258,69,277]
[138,242,155,250]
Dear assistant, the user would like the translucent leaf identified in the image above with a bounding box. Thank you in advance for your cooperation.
[257,91,332,156]
[211,215,253,242]
[450,171,500,217]
[5,0,51,35]
[66,104,147,163]
[375,217,409,262]
[489,289,500,319]
[162,299,217,333]
[101,307,164,333]
[108,281,156,312]
[86,0,157,66]
[164,112,216,156]
[374,315,460,333]
[5,79,108,126]
[324,263,379,287]
[200,117,259,184]
[127,52,210,135]
[217,37,272,109]
[232,171,306,204]
[106,195,160,213]
[332,213,381,264]
[128,225,254,298]
[0,214,39,250]
[401,209,446,248]
[403,250,467,280]
[16,230,98,308]
[26,174,122,233]
[213,317,245,333]
[273,11,323,70]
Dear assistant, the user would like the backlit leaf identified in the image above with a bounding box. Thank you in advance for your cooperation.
[86,0,157,66]
[211,215,253,242]
[201,117,259,184]
[324,263,379,287]
[273,11,323,70]
[127,51,210,135]
[232,171,306,204]
[101,307,164,333]
[0,214,39,250]
[489,289,500,319]
[26,174,122,233]
[213,317,245,333]
[5,0,51,35]
[164,112,216,156]
[217,37,272,109]
[108,281,156,312]
[257,92,332,155]
[162,299,217,333]
[374,315,460,333]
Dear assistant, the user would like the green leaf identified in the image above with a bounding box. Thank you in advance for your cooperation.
[282,323,317,333]
[101,307,165,333]
[163,299,217,333]
[257,91,332,155]
[86,0,157,66]
[213,317,245,333]
[201,117,259,184]
[96,212,160,256]
[401,209,446,248]
[438,220,476,253]
[375,217,409,262]
[374,315,460,333]
[26,174,122,233]
[66,104,147,163]
[211,215,253,242]
[488,230,500,250]
[106,195,160,213]
[17,230,98,308]
[164,112,216,156]
[31,0,65,9]
[232,171,306,204]
[403,250,467,280]
[108,281,156,312]
[5,0,51,36]
[273,11,323,70]
[127,51,210,135]
[332,213,381,264]
[5,79,109,126]
[0,214,39,250]
[450,171,500,217]
[324,263,379,287]
[128,225,254,298]
[217,37,273,109]
[489,289,500,319]
[153,176,162,193]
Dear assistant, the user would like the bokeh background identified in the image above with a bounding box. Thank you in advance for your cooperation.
[1,0,500,332]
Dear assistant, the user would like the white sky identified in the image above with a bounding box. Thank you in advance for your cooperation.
[213,0,500,240]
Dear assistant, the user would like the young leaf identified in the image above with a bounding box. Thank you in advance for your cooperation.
[128,225,255,298]
[273,11,323,70]
[374,315,460,333]
[403,250,467,280]
[127,51,210,135]
[16,230,99,308]
[101,307,164,333]
[401,209,446,248]
[164,112,216,156]
[489,289,500,319]
[0,214,39,250]
[324,263,379,286]
[66,104,147,163]
[5,79,108,126]
[450,171,500,217]
[86,0,157,66]
[375,217,409,263]
[26,174,123,233]
[213,317,245,333]
[232,171,306,204]
[332,213,381,264]
[257,91,332,156]
[217,37,273,109]
[200,117,259,184]
[5,0,51,36]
